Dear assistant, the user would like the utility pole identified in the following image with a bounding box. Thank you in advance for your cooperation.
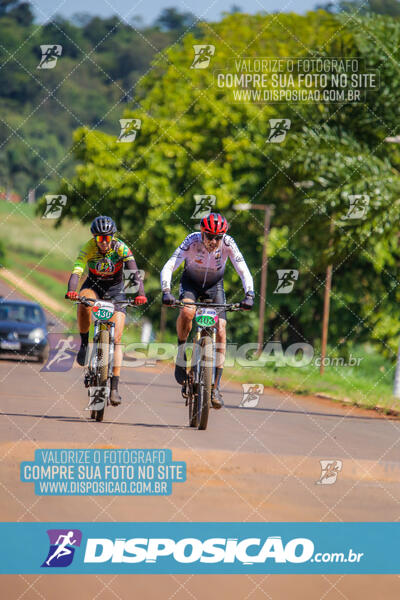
[28,189,36,204]
[159,305,167,342]
[393,343,400,398]
[320,220,335,375]
[383,136,400,396]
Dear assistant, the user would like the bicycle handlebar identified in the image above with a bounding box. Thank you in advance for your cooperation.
[65,295,243,311]
[65,294,139,308]
[169,301,243,311]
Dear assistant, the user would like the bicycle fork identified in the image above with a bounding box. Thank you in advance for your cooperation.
[194,329,216,385]
[107,322,115,380]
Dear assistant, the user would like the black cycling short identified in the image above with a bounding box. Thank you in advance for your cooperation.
[80,277,127,315]
[179,273,227,320]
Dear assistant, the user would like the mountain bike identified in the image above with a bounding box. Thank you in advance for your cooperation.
[66,294,137,422]
[172,300,242,431]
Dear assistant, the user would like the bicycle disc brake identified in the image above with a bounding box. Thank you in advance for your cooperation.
[83,370,92,389]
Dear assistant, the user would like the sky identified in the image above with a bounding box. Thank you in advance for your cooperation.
[31,0,319,25]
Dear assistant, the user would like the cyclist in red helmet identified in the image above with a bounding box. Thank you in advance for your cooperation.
[160,212,254,408]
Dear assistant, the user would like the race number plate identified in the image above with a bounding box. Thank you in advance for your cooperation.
[91,300,115,321]
[195,308,218,328]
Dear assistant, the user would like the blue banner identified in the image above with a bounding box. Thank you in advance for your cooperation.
[0,522,398,574]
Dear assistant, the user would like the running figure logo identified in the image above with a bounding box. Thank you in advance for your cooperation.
[42,195,67,219]
[316,460,343,485]
[192,195,216,219]
[117,118,141,143]
[88,387,107,411]
[190,45,215,69]
[274,269,299,294]
[37,45,62,69]
[343,195,369,220]
[41,334,80,372]
[123,269,145,294]
[42,529,82,567]
[240,384,264,408]
[267,119,291,143]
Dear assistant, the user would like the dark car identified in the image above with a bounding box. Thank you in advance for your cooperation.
[0,298,51,363]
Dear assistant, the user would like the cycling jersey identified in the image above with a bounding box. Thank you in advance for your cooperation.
[68,237,145,296]
[160,232,254,293]
[72,238,132,281]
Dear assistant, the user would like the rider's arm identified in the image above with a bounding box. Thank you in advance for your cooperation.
[225,237,254,294]
[116,240,146,297]
[67,240,94,292]
[67,273,79,292]
[124,258,145,296]
[160,238,190,291]
[115,239,145,296]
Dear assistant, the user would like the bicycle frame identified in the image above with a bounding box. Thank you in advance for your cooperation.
[65,294,138,421]
[173,299,241,383]
[169,300,242,430]
[90,319,115,382]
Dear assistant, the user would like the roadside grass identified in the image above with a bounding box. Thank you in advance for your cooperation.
[224,345,398,413]
[0,201,87,326]
[0,201,87,265]
[9,247,75,326]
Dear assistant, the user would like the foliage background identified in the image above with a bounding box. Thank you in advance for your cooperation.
[2,1,400,361]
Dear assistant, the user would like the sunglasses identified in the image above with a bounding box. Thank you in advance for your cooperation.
[94,235,113,243]
[204,233,224,241]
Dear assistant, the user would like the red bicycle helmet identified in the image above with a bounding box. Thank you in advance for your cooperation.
[200,213,228,235]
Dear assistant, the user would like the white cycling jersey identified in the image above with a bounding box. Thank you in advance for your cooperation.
[160,232,254,293]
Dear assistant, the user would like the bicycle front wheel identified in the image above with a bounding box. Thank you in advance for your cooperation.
[95,328,109,422]
[188,340,200,428]
[197,334,212,430]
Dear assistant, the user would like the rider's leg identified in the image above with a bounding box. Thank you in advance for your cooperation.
[215,317,227,380]
[109,310,125,406]
[76,287,97,366]
[212,318,226,409]
[209,280,226,408]
[175,298,196,384]
[177,299,196,340]
[110,311,125,377]
[77,288,97,332]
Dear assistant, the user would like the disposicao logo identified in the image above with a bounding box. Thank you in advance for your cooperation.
[83,536,314,564]
[41,529,82,568]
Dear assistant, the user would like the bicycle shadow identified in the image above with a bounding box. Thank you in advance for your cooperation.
[0,411,186,429]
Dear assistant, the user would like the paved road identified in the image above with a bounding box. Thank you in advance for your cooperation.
[0,279,399,599]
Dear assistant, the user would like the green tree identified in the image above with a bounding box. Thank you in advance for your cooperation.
[316,0,400,15]
[0,0,33,25]
[0,9,175,199]
[154,7,197,32]
[53,11,400,354]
